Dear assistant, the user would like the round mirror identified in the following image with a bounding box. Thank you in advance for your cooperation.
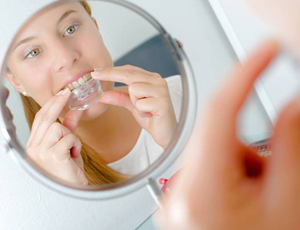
[0,0,196,199]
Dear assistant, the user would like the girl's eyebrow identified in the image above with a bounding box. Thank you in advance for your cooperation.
[13,36,37,52]
[57,9,78,25]
[12,10,78,52]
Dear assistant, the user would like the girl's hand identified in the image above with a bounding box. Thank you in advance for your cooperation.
[26,88,88,185]
[156,40,300,230]
[91,65,177,149]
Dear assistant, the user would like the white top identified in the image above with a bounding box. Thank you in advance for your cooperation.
[108,75,183,175]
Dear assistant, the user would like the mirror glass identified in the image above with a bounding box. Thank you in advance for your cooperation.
[1,0,185,188]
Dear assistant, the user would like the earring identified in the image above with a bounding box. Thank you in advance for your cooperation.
[22,91,27,96]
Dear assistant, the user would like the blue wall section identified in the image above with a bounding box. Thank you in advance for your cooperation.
[114,35,179,86]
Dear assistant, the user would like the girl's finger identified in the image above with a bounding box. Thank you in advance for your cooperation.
[267,94,300,194]
[51,133,82,161]
[100,90,152,117]
[112,65,159,76]
[133,108,153,118]
[62,110,84,133]
[175,40,279,193]
[28,89,69,146]
[128,82,169,99]
[272,94,300,160]
[40,122,71,150]
[100,91,135,112]
[29,89,71,146]
[91,67,161,86]
[27,95,59,147]
[96,65,158,76]
[135,98,171,116]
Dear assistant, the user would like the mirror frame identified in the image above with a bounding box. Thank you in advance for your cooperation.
[0,0,197,200]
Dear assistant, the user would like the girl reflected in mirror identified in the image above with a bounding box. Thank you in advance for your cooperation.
[5,1,182,185]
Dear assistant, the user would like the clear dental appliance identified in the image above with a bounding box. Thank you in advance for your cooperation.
[66,72,103,110]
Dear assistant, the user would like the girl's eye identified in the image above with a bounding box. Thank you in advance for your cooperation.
[64,25,78,36]
[25,49,40,59]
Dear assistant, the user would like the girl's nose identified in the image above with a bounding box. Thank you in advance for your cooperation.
[52,41,79,72]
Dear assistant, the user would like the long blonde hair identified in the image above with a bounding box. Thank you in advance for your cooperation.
[19,1,126,185]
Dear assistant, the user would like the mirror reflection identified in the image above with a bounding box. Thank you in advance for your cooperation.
[3,1,183,186]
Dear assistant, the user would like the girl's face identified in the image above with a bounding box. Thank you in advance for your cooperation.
[7,2,114,120]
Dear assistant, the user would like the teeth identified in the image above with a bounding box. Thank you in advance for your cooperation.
[66,72,92,91]
[83,75,89,82]
[78,78,85,85]
[83,73,92,81]
[72,81,80,89]
[68,83,74,91]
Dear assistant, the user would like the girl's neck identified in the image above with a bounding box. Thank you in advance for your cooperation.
[75,104,142,164]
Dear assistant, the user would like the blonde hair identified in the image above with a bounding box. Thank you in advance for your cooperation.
[19,1,126,185]
[80,1,92,15]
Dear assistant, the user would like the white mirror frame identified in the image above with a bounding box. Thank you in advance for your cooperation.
[0,0,197,200]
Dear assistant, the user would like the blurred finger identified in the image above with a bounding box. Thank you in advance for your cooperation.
[165,41,279,201]
[267,94,300,188]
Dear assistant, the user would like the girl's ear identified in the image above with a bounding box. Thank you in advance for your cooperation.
[5,72,25,94]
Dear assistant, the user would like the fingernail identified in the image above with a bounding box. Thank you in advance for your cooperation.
[62,88,71,95]
[57,88,70,95]
[92,67,104,78]
[56,90,63,95]
[91,71,100,77]
[91,71,103,79]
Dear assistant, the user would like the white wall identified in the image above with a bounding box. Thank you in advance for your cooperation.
[89,1,158,61]
[0,0,271,230]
